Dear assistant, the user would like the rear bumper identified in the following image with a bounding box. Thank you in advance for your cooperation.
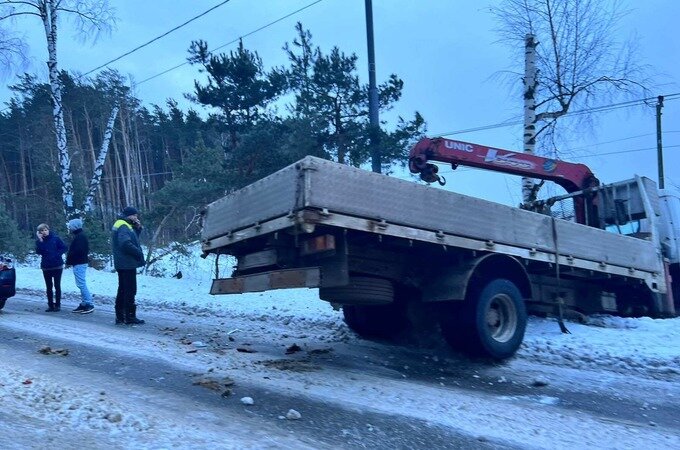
[210,267,320,295]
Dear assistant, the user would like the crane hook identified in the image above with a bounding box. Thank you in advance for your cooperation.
[419,163,446,186]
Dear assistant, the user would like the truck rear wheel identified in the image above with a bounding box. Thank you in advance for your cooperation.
[342,302,407,339]
[440,278,527,360]
[0,298,6,310]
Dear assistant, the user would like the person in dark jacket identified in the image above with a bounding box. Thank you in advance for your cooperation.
[111,206,145,325]
[35,223,67,312]
[66,218,94,314]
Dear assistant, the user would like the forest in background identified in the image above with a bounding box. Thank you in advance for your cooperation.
[0,24,426,260]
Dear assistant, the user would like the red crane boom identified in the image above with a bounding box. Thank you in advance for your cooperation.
[408,137,600,225]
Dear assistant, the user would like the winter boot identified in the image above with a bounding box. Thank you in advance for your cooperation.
[125,317,145,325]
[115,301,125,324]
[125,304,145,325]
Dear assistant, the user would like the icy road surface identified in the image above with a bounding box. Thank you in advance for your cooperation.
[1,261,679,449]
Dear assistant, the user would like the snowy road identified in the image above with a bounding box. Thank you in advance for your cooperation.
[1,289,679,449]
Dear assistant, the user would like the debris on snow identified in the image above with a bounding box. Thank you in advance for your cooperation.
[285,343,302,354]
[193,379,223,391]
[307,348,333,356]
[236,347,257,353]
[38,346,69,356]
[261,359,321,373]
[531,377,550,387]
[193,376,235,397]
[240,397,254,405]
[105,412,123,423]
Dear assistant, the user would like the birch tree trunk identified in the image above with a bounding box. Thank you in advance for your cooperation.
[83,104,119,213]
[522,33,538,204]
[131,113,145,209]
[40,0,75,219]
[112,133,130,207]
[19,136,29,223]
[1,0,115,221]
[492,0,649,176]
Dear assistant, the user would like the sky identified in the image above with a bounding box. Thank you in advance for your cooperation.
[1,0,679,205]
[2,246,679,447]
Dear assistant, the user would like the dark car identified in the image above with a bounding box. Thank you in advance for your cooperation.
[0,256,16,310]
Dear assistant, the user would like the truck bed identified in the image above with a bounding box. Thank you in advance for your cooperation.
[201,156,661,276]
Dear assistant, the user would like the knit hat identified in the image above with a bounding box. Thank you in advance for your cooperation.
[122,206,138,216]
[67,218,83,231]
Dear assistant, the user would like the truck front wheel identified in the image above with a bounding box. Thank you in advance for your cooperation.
[440,278,527,360]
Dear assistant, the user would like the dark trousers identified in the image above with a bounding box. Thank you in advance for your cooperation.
[115,269,137,321]
[42,268,63,307]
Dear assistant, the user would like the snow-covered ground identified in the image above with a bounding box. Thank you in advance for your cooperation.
[2,246,679,448]
[12,248,679,378]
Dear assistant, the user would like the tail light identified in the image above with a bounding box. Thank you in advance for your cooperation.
[300,234,336,256]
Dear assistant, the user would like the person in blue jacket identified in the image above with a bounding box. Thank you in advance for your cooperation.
[111,206,146,325]
[35,223,67,312]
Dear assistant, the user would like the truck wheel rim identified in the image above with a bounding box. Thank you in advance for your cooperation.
[486,293,517,343]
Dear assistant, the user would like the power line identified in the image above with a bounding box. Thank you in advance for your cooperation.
[434,93,680,137]
[435,118,524,137]
[565,130,680,151]
[137,0,325,86]
[81,0,233,78]
[574,144,680,158]
[0,0,324,112]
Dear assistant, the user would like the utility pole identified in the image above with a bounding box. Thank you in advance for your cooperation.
[365,0,381,173]
[656,95,665,189]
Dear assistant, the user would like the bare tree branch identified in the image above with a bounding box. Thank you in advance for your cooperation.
[491,0,652,156]
[0,11,39,19]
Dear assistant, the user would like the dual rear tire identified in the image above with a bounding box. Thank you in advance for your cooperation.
[329,276,527,360]
[320,276,407,339]
[342,302,408,339]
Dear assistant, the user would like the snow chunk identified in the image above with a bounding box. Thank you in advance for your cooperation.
[285,409,301,420]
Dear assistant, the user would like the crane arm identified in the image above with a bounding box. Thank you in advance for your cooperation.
[408,137,600,225]
[409,137,599,194]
